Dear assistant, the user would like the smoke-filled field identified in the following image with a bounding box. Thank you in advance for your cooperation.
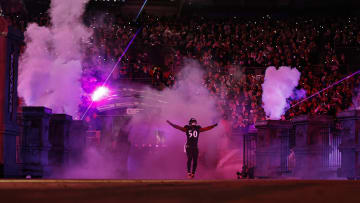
[0,180,360,203]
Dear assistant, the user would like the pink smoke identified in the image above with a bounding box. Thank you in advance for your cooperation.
[126,59,240,179]
[262,66,305,120]
[18,0,91,117]
[55,59,243,179]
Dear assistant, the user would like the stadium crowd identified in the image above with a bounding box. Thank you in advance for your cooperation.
[4,1,360,129]
[84,14,360,128]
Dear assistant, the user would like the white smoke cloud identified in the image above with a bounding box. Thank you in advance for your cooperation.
[18,0,91,117]
[262,66,304,120]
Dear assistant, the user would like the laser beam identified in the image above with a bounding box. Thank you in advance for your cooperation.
[80,27,142,120]
[80,0,149,120]
[103,27,142,86]
[289,69,360,110]
[135,0,148,22]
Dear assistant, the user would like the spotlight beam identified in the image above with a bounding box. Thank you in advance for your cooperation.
[288,69,360,110]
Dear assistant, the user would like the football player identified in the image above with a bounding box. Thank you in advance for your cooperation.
[166,118,218,178]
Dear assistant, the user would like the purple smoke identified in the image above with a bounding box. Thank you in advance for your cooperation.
[18,0,91,117]
[262,66,305,120]
[291,89,306,100]
[60,59,241,179]
[125,59,238,179]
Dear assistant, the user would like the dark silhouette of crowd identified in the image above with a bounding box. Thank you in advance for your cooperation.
[4,1,360,129]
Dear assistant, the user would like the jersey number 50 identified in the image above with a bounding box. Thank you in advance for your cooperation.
[189,130,198,138]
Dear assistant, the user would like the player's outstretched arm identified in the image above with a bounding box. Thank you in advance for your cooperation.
[166,120,186,132]
[200,123,218,132]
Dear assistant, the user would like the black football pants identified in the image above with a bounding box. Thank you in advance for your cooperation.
[186,147,198,174]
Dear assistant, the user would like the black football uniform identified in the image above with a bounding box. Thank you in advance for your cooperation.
[167,119,217,177]
[184,125,201,174]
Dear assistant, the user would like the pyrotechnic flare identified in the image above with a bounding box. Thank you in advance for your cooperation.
[80,0,148,120]
[80,27,142,120]
[91,86,110,102]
